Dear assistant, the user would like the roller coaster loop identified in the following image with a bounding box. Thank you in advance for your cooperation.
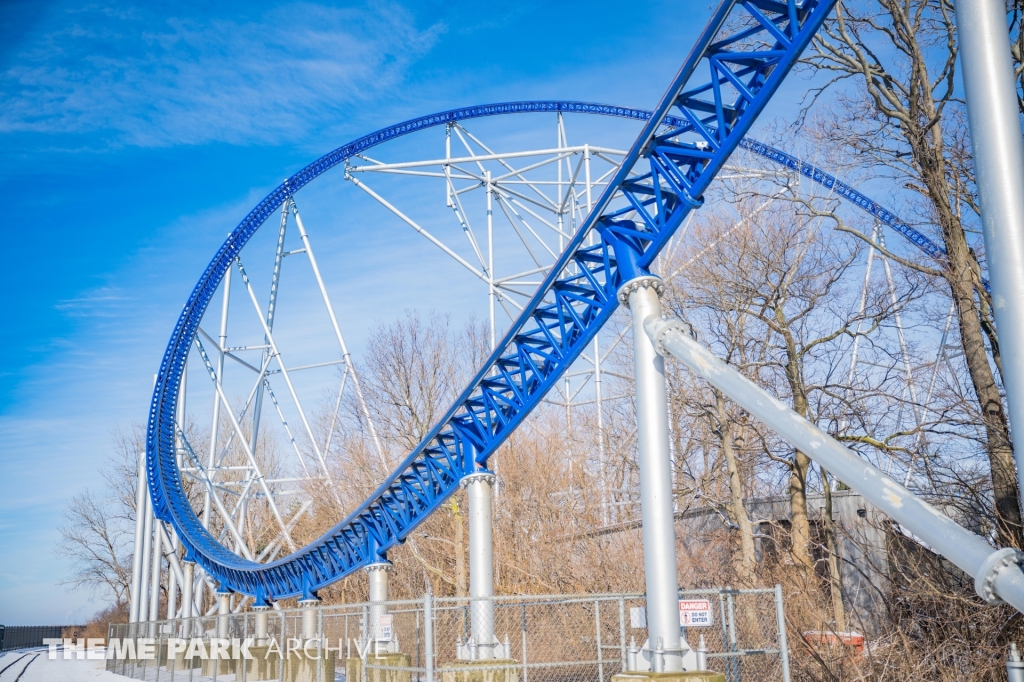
[146,0,897,603]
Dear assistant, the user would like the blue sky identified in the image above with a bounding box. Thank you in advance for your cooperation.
[0,0,830,624]
[0,1,713,405]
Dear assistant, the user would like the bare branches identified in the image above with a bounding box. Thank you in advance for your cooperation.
[803,0,1022,546]
[56,489,133,605]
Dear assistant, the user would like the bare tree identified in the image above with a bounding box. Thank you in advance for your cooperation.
[57,490,133,605]
[55,428,143,606]
[807,0,1023,546]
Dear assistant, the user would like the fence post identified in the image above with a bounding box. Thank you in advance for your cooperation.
[279,611,286,682]
[169,624,177,681]
[774,585,791,682]
[726,591,738,682]
[362,604,369,682]
[717,595,731,682]
[520,604,528,682]
[594,600,604,682]
[618,597,626,671]
[424,592,434,682]
[317,604,324,682]
[160,626,167,682]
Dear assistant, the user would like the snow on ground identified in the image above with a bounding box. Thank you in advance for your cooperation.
[0,648,346,682]
[0,649,127,682]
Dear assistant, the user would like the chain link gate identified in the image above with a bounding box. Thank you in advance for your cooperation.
[105,587,788,682]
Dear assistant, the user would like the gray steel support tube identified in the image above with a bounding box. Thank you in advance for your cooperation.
[157,523,186,587]
[137,475,154,623]
[956,0,1024,500]
[645,315,1024,612]
[166,548,178,620]
[625,277,683,673]
[254,606,270,646]
[365,562,391,645]
[217,592,232,639]
[182,561,195,637]
[129,453,148,623]
[149,518,162,635]
[299,598,320,641]
[464,471,497,660]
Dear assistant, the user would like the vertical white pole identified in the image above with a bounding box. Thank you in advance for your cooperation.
[205,266,232,525]
[595,334,608,525]
[486,171,495,350]
[584,145,593,214]
[130,452,148,623]
[217,592,231,638]
[254,606,269,645]
[200,266,231,612]
[956,0,1024,499]
[167,370,186,621]
[149,519,163,632]
[299,598,320,641]
[251,204,288,457]
[423,592,434,682]
[622,275,681,672]
[556,113,564,254]
[464,472,496,660]
[446,124,453,207]
[182,561,195,636]
[138,482,154,623]
[166,534,179,620]
[366,562,391,648]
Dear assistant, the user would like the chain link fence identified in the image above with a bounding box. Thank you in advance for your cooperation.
[106,587,788,682]
[0,625,70,652]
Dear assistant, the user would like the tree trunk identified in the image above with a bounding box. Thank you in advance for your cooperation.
[810,0,1024,548]
[778,311,815,571]
[822,470,847,633]
[715,390,757,588]
[914,132,1023,547]
[788,450,814,571]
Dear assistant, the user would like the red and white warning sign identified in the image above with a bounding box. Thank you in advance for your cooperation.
[678,600,713,627]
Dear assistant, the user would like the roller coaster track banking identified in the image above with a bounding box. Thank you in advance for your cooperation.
[149,0,845,603]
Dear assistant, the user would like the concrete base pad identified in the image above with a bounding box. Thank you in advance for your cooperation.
[440,659,520,682]
[345,653,412,682]
[282,653,335,682]
[169,651,202,670]
[243,645,281,680]
[240,645,334,682]
[200,656,235,677]
[612,672,725,682]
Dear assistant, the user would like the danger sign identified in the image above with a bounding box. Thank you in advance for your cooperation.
[378,614,393,642]
[678,600,713,627]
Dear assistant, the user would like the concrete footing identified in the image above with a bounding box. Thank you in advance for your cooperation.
[282,652,335,682]
[169,649,202,670]
[611,672,725,682]
[243,645,281,680]
[200,655,235,677]
[243,646,335,682]
[345,652,411,682]
[440,659,520,682]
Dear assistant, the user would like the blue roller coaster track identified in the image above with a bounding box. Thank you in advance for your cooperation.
[145,0,934,604]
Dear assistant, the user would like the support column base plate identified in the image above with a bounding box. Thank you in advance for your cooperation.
[440,659,520,682]
[612,672,725,682]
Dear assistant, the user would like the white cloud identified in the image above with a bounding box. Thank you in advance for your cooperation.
[0,2,443,146]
